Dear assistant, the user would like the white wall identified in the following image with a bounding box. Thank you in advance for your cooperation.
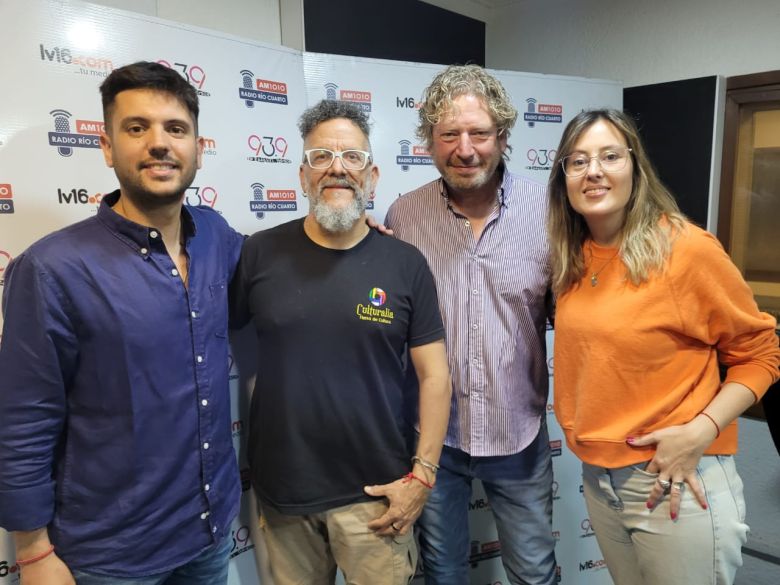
[486,0,780,87]
[78,0,780,87]
[86,0,284,45]
[422,0,491,23]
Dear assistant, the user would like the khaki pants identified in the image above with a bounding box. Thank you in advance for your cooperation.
[260,499,417,585]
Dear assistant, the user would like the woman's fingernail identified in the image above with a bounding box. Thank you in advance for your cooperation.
[646,501,653,509]
[671,512,677,520]
[702,503,708,510]
[626,437,635,444]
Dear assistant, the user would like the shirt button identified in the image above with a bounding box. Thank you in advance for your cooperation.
[150,230,159,239]
[203,442,210,450]
[201,399,208,407]
[171,268,179,276]
[200,512,209,520]
[205,484,210,491]
[197,355,203,363]
[212,527,217,533]
[472,358,479,365]
[191,311,198,318]
[140,248,148,255]
[472,289,478,295]
[472,323,478,329]
[464,220,471,227]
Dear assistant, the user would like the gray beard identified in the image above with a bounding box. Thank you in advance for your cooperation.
[309,183,369,233]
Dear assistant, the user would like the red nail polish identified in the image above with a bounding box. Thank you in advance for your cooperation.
[671,512,677,520]
[646,501,653,509]
[702,503,708,510]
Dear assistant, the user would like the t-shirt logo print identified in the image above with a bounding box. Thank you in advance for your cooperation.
[369,287,386,307]
[355,287,395,325]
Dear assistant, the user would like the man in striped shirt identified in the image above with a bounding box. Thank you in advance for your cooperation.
[385,65,556,585]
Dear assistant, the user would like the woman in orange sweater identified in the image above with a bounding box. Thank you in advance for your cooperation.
[547,108,780,585]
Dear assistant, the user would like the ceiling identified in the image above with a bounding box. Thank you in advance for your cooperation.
[421,0,525,23]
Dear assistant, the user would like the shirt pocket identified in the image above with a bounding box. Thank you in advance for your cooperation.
[489,253,549,308]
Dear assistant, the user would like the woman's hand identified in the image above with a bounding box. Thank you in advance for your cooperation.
[627,414,718,519]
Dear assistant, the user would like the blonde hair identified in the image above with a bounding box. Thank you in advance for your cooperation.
[547,109,687,295]
[417,65,517,153]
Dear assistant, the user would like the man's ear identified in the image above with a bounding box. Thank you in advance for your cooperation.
[299,164,307,195]
[196,136,205,169]
[99,130,114,168]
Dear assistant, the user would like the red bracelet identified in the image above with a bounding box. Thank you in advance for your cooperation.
[699,412,721,437]
[403,472,434,489]
[16,544,55,567]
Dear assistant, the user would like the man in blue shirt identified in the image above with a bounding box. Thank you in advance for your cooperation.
[0,62,243,584]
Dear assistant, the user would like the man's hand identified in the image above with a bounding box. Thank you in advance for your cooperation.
[363,475,431,536]
[365,215,394,236]
[19,552,75,585]
[14,529,75,585]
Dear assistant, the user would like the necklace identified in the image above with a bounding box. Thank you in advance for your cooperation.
[588,243,620,287]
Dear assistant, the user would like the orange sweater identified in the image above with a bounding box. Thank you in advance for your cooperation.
[554,223,780,468]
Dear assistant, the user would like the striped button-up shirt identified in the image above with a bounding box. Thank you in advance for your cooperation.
[386,169,551,456]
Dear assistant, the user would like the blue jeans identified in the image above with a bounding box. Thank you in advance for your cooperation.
[71,535,231,585]
[583,456,748,585]
[417,422,557,585]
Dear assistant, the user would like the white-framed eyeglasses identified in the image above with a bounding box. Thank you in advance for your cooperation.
[303,148,372,171]
[561,147,633,177]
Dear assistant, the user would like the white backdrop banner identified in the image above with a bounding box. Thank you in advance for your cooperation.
[0,1,621,583]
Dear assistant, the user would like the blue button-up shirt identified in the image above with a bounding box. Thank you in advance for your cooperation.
[0,191,243,576]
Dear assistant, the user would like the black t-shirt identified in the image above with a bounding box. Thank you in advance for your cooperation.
[231,219,444,514]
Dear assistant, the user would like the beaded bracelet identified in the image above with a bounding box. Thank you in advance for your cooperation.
[16,544,55,567]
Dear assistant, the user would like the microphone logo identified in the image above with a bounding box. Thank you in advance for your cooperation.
[251,182,265,219]
[324,82,338,101]
[50,109,74,157]
[398,140,411,172]
[241,70,255,108]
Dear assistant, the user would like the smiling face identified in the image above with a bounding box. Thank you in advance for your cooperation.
[299,117,379,233]
[565,119,634,244]
[99,88,203,210]
[429,94,506,194]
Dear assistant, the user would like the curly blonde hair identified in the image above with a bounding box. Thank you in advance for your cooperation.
[547,109,687,295]
[417,65,517,154]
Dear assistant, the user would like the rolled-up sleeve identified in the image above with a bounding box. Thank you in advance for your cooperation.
[0,252,77,531]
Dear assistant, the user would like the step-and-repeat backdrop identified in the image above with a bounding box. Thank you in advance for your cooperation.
[0,1,621,583]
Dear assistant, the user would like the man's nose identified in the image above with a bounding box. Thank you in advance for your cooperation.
[454,132,476,158]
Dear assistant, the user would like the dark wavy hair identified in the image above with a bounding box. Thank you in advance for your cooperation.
[100,61,199,131]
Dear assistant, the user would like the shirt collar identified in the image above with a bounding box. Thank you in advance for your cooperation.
[96,190,196,248]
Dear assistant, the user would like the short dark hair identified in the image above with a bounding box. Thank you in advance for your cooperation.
[298,100,371,143]
[100,61,199,130]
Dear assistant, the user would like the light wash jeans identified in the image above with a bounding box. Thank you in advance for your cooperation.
[416,421,557,585]
[70,535,231,585]
[582,455,749,585]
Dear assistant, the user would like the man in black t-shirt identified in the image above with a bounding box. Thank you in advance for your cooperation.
[230,100,451,584]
